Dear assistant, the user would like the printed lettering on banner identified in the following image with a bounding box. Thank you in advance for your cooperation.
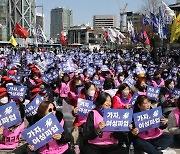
[146,86,160,101]
[133,106,162,133]
[77,98,95,116]
[22,113,64,151]
[25,94,43,117]
[0,102,22,128]
[123,75,136,88]
[103,109,133,132]
[7,85,27,99]
[130,93,139,107]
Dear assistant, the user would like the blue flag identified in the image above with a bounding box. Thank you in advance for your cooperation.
[150,12,159,33]
[142,14,150,26]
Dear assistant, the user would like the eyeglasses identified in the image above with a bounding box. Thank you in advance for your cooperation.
[48,107,56,112]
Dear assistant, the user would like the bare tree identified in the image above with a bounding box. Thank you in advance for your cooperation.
[140,0,161,15]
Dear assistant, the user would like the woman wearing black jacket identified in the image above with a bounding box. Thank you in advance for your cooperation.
[27,101,75,154]
[82,92,128,154]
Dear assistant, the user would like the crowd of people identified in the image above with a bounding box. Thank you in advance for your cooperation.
[0,46,179,154]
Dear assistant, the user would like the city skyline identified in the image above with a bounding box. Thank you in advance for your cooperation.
[36,0,175,36]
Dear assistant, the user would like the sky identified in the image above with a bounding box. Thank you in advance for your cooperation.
[36,0,176,36]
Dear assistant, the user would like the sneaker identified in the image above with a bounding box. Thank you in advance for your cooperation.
[161,149,176,154]
[122,142,127,148]
[74,145,80,154]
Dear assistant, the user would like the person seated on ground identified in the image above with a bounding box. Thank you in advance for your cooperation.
[131,95,175,154]
[82,92,128,154]
[112,83,132,109]
[27,101,75,154]
[159,79,176,118]
[151,71,165,88]
[168,97,180,144]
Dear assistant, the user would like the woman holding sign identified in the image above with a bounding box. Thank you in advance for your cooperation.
[82,92,128,154]
[131,95,174,154]
[27,101,74,154]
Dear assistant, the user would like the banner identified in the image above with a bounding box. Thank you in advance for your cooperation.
[22,113,64,151]
[25,95,43,117]
[77,98,95,116]
[103,109,133,132]
[7,85,27,99]
[0,102,22,128]
[146,86,160,101]
[133,106,162,133]
[92,79,104,89]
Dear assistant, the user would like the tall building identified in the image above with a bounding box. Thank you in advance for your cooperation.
[36,13,44,31]
[50,7,73,39]
[0,0,7,41]
[93,15,116,29]
[7,0,36,39]
[126,12,142,32]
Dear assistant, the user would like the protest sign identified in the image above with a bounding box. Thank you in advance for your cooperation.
[146,86,160,101]
[103,109,133,132]
[133,106,162,133]
[173,88,180,99]
[77,98,95,116]
[25,95,43,117]
[0,102,22,128]
[7,85,27,99]
[129,93,139,107]
[92,79,104,89]
[123,75,136,88]
[8,75,22,84]
[22,113,64,151]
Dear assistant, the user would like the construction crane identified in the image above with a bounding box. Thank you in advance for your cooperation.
[116,0,128,32]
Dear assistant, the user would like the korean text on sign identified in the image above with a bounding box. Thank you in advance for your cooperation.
[22,113,64,151]
[7,85,27,99]
[146,86,160,101]
[0,102,22,128]
[77,98,95,116]
[103,109,133,132]
[133,106,162,133]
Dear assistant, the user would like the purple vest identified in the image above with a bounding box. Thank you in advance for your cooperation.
[88,110,118,145]
[38,119,68,154]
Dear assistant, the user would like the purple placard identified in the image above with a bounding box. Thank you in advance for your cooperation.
[92,79,104,88]
[22,113,64,151]
[103,108,133,132]
[7,85,27,99]
[123,75,136,88]
[146,86,160,101]
[25,94,43,117]
[133,106,162,133]
[130,93,139,107]
[0,102,22,128]
[77,98,95,116]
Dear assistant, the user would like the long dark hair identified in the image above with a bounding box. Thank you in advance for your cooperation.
[133,95,150,113]
[117,83,129,95]
[81,82,95,97]
[95,92,112,108]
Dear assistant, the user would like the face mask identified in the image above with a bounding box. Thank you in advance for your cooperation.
[0,97,8,104]
[88,90,95,97]
[119,76,124,81]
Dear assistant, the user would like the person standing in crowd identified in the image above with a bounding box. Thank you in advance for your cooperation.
[27,101,75,154]
[168,97,180,144]
[112,83,132,109]
[131,95,175,154]
[82,92,128,154]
